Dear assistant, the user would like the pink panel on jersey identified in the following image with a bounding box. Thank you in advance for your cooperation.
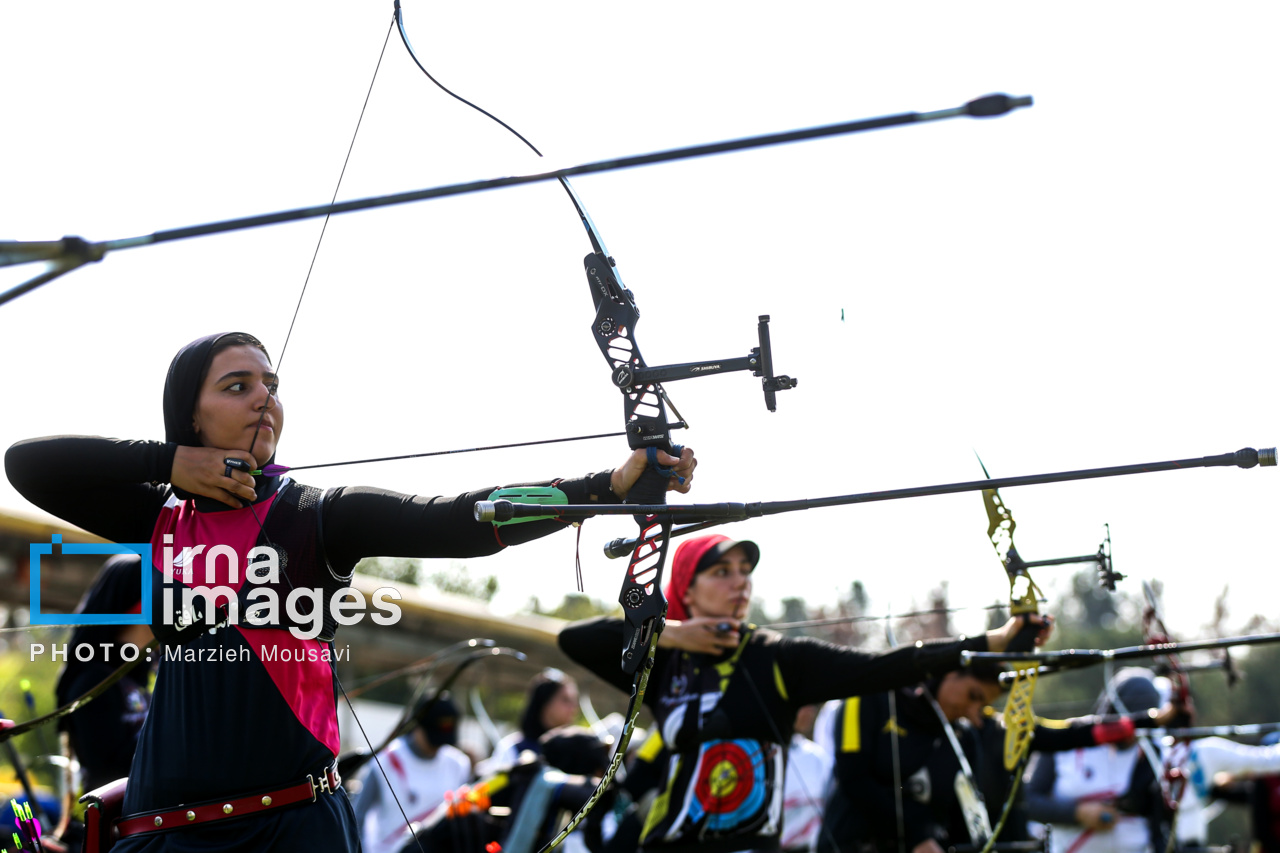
[151,493,341,754]
[242,625,341,754]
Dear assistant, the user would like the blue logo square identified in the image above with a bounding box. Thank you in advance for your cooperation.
[29,535,152,626]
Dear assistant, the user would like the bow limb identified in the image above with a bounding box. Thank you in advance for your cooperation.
[976,473,1041,773]
[0,638,159,745]
[393,0,614,262]
[344,637,499,701]
[538,630,661,852]
[338,645,525,779]
[976,471,1042,853]
[970,631,1280,669]
[392,6,693,845]
[469,687,502,752]
[1139,580,1194,810]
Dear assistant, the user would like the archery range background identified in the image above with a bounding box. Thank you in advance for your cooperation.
[0,2,1277,641]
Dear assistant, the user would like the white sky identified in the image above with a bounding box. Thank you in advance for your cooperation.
[1,2,1277,642]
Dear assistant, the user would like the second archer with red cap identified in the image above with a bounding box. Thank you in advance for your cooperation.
[559,533,1052,853]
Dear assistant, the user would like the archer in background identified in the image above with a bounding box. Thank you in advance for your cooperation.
[352,693,472,853]
[4,331,695,853]
[814,659,1180,852]
[44,554,156,852]
[479,669,580,775]
[1175,731,1280,847]
[559,534,1052,853]
[1025,668,1167,853]
[397,725,613,853]
[774,704,834,853]
[819,661,1006,853]
[972,674,1179,847]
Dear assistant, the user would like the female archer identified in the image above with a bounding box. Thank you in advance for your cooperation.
[558,533,1052,853]
[5,331,694,852]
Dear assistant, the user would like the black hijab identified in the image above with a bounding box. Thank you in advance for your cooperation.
[163,332,271,446]
[54,554,146,727]
[162,332,274,501]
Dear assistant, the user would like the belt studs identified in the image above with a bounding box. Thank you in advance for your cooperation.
[262,796,272,806]
[223,804,234,814]
[154,817,163,827]
[186,811,196,821]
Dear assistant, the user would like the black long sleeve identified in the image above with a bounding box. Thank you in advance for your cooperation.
[559,617,990,707]
[6,436,176,543]
[822,694,947,852]
[6,435,619,564]
[319,466,615,570]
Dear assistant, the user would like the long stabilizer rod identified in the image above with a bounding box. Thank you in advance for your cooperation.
[474,447,1276,542]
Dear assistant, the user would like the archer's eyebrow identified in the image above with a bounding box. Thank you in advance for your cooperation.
[214,369,280,386]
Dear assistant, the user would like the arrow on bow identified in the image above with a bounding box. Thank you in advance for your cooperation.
[1137,722,1280,740]
[963,630,1280,669]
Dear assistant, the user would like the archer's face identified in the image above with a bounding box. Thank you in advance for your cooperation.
[682,545,754,621]
[192,345,282,467]
[541,682,580,730]
[936,672,1002,726]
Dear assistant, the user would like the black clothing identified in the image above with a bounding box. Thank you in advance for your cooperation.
[5,436,615,566]
[1254,776,1280,853]
[55,554,153,791]
[559,618,988,853]
[820,689,979,853]
[60,667,150,792]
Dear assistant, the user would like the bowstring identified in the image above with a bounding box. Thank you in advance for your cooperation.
[229,14,431,853]
[738,667,847,853]
[392,8,659,848]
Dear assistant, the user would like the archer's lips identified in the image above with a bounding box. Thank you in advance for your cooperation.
[251,422,274,433]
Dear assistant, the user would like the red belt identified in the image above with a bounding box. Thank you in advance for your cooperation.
[116,767,341,837]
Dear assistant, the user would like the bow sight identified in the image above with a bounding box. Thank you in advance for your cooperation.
[587,252,797,446]
[999,525,1123,592]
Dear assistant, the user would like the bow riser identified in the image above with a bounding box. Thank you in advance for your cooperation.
[587,253,675,451]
